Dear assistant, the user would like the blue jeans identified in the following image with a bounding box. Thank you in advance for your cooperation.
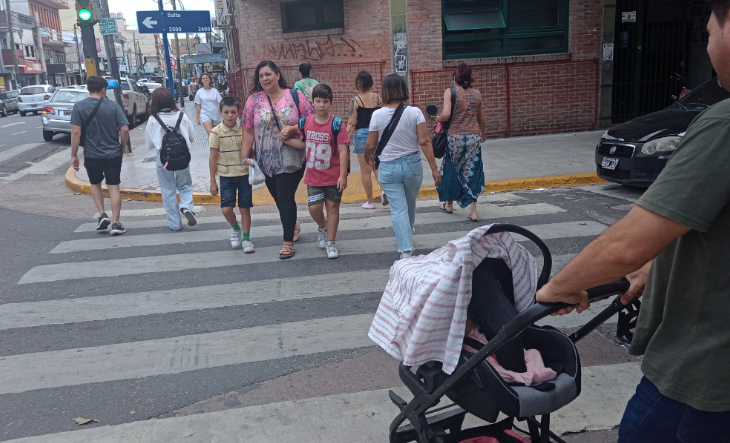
[618,376,730,443]
[352,128,369,155]
[156,153,194,230]
[378,153,423,252]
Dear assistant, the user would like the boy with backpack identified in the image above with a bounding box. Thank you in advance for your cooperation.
[209,97,255,253]
[282,84,349,258]
[294,63,319,102]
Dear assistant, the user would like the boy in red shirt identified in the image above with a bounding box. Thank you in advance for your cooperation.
[283,84,350,258]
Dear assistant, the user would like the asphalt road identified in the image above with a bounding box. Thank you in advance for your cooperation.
[0,111,72,176]
[0,180,647,442]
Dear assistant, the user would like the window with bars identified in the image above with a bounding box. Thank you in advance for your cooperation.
[53,50,65,64]
[281,0,344,33]
[442,0,569,59]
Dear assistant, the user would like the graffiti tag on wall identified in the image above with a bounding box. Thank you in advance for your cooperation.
[261,36,363,61]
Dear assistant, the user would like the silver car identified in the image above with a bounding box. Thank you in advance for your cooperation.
[19,84,56,116]
[0,90,19,116]
[41,87,89,141]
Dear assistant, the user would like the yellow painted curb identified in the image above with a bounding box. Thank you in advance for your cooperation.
[65,167,605,206]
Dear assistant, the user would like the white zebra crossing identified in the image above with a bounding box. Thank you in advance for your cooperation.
[73,193,526,232]
[1,270,388,330]
[53,203,565,253]
[3,195,637,442]
[21,221,606,284]
[0,314,376,395]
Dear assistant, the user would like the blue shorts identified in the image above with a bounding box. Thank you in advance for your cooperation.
[220,175,253,208]
[352,128,369,155]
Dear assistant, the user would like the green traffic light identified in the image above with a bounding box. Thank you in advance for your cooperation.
[78,8,92,21]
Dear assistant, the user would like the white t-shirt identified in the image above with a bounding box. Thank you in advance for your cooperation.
[369,106,425,162]
[194,87,222,122]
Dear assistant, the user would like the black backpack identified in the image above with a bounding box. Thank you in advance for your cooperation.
[155,113,190,171]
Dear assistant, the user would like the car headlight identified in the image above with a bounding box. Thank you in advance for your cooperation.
[641,136,683,156]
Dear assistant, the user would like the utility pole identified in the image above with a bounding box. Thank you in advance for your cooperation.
[73,24,84,83]
[98,0,131,153]
[4,0,19,89]
[171,0,184,107]
[33,11,47,84]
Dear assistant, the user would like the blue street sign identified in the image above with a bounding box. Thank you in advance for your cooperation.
[136,10,212,34]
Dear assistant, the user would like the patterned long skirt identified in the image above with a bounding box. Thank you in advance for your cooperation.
[436,133,485,208]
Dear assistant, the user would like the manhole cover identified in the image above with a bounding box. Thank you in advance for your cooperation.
[143,157,156,163]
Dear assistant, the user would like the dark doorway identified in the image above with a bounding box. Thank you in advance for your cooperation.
[611,0,712,124]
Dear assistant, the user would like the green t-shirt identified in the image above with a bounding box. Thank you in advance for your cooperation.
[631,97,730,412]
[294,78,319,101]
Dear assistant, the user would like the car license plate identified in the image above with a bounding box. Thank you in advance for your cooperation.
[601,157,619,170]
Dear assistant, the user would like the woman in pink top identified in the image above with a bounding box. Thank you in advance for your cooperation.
[436,63,487,221]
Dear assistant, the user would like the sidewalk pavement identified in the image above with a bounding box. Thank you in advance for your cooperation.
[67,104,605,205]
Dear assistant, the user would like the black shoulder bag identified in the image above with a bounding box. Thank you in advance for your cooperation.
[80,98,104,148]
[374,103,406,169]
[431,86,456,159]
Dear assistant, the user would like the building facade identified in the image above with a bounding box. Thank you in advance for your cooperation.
[229,0,603,135]
[227,0,716,134]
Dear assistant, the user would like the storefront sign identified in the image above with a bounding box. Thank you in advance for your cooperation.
[622,11,636,23]
[24,61,42,73]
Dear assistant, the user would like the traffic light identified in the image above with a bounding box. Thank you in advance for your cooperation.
[76,0,94,23]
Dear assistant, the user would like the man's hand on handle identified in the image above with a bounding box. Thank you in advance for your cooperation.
[621,262,651,306]
[535,284,589,316]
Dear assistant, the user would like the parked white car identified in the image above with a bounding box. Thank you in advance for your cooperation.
[119,77,148,128]
[18,84,56,116]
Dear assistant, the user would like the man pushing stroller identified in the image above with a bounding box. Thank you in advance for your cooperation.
[537,1,730,439]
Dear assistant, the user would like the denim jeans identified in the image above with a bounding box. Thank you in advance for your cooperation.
[156,153,194,230]
[378,152,423,252]
[618,376,730,443]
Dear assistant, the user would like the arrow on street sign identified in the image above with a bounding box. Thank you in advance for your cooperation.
[142,17,157,29]
[136,10,212,34]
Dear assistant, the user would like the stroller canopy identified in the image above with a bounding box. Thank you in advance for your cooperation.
[369,224,539,374]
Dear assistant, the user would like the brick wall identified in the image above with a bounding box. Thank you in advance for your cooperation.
[406,0,443,71]
[235,0,392,118]
[569,0,603,60]
[411,60,599,136]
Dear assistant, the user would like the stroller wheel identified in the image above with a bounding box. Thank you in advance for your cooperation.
[616,299,641,344]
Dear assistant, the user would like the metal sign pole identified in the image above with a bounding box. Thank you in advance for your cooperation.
[158,0,176,99]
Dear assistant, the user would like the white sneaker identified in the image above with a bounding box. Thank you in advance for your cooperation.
[230,228,242,249]
[326,241,339,259]
[242,239,255,253]
[400,250,414,260]
[317,227,328,249]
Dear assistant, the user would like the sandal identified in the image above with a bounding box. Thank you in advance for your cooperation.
[279,245,295,259]
[468,215,479,222]
[439,203,453,214]
[293,222,301,242]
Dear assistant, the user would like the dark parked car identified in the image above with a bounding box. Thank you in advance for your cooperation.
[0,90,19,116]
[596,79,730,187]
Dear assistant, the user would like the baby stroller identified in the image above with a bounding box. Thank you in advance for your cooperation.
[384,224,635,443]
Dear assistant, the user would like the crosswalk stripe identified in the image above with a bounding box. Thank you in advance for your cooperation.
[54,203,565,254]
[4,362,642,443]
[0,143,43,165]
[93,206,207,218]
[20,221,606,284]
[0,313,376,395]
[74,193,525,232]
[1,270,388,330]
[0,148,73,183]
[1,254,577,330]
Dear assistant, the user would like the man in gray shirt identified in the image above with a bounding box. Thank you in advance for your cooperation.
[70,76,130,235]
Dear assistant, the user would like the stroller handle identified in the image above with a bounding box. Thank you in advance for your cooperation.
[503,278,631,340]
